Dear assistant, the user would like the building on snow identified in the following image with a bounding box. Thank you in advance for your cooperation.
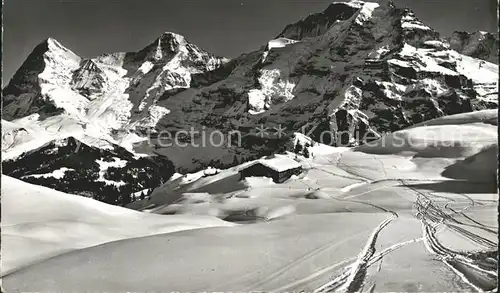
[238,156,303,183]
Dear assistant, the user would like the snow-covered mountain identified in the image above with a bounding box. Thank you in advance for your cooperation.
[2,33,228,153]
[148,1,498,169]
[448,31,499,64]
[2,0,498,195]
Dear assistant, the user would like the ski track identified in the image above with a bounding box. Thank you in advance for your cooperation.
[411,183,498,292]
[310,176,497,293]
[269,258,354,293]
[314,213,398,293]
[235,230,368,292]
[341,213,397,293]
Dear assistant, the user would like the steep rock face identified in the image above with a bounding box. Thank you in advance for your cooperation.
[124,33,228,129]
[448,31,499,64]
[277,2,360,40]
[3,38,82,120]
[398,8,440,46]
[70,59,106,98]
[2,137,175,205]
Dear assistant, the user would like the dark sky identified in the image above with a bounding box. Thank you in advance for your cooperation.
[3,0,497,86]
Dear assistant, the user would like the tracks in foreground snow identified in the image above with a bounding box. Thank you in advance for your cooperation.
[312,177,497,293]
[355,177,500,291]
[314,212,399,293]
[411,185,498,292]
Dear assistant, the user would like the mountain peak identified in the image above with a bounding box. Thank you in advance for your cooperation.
[3,36,80,96]
[276,1,361,40]
[31,37,81,64]
[159,31,185,40]
[335,0,366,8]
[130,31,188,63]
[41,37,68,52]
[45,37,59,44]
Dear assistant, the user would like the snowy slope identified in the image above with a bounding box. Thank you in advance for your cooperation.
[1,176,234,276]
[5,110,497,292]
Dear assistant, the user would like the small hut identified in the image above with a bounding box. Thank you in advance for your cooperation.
[238,156,303,183]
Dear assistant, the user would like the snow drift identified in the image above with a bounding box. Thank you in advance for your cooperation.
[1,176,234,276]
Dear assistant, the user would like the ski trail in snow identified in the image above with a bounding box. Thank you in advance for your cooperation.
[446,206,498,232]
[315,212,398,293]
[237,230,368,292]
[342,178,446,200]
[311,165,369,183]
[366,237,424,267]
[332,152,372,183]
[309,176,496,292]
[341,212,398,293]
[268,258,354,293]
[273,237,423,293]
[420,220,484,292]
[409,182,497,292]
[341,182,369,193]
[342,181,393,199]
